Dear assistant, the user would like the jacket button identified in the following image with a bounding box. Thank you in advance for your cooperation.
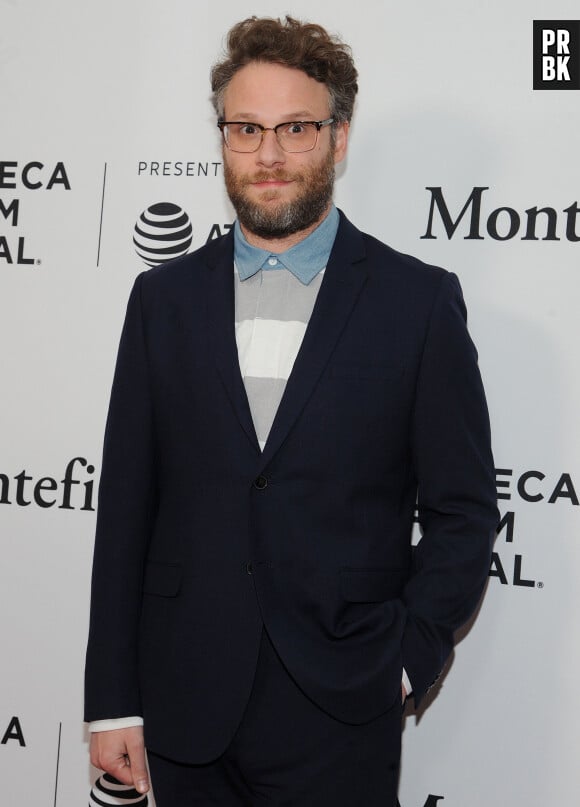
[253,475,268,490]
[246,561,253,575]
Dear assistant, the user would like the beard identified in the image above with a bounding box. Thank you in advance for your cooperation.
[224,148,336,239]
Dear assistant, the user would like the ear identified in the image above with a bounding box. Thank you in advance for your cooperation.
[333,122,349,165]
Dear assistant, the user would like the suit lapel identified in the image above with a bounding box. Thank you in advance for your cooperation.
[204,231,261,453]
[259,214,368,469]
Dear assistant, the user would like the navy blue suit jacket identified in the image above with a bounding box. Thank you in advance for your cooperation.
[85,212,498,764]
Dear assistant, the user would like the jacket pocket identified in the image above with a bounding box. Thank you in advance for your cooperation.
[339,567,408,602]
[142,561,182,597]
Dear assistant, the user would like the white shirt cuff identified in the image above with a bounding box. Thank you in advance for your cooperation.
[88,716,144,732]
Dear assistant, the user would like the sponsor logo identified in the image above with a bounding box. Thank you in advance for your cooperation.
[421,187,580,241]
[533,21,580,90]
[98,161,223,268]
[0,160,71,266]
[0,456,95,511]
[134,202,193,268]
[133,199,233,268]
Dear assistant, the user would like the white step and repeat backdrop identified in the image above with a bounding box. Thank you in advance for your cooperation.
[2,1,579,805]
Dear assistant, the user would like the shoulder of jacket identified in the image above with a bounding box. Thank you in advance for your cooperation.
[138,232,232,290]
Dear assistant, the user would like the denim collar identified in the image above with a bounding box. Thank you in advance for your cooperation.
[233,205,339,285]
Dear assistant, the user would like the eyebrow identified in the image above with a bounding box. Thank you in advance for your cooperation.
[226,111,318,121]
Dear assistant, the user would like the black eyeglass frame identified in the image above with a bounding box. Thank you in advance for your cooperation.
[217,118,335,153]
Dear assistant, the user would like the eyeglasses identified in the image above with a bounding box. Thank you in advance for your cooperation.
[217,118,334,153]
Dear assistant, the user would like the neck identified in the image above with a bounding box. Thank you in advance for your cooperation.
[240,203,332,252]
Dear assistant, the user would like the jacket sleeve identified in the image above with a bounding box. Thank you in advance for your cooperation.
[401,271,498,705]
[84,273,157,721]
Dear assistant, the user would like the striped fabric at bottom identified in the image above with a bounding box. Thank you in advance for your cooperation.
[89,773,148,807]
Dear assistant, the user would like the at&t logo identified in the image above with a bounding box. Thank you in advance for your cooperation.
[134,202,193,268]
[133,201,233,268]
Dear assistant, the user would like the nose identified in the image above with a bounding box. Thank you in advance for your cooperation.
[256,128,286,167]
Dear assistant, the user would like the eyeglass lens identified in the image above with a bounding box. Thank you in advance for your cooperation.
[225,122,318,153]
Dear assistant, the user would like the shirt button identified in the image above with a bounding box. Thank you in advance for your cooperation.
[253,475,268,490]
[268,257,277,266]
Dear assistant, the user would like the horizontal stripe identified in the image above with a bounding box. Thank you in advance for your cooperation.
[235,268,324,324]
[242,376,287,447]
[90,780,147,805]
[236,319,307,380]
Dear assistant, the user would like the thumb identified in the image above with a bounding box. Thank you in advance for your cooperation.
[126,741,150,794]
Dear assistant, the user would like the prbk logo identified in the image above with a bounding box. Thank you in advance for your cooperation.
[397,797,443,807]
[133,201,233,268]
[134,202,193,268]
[533,21,580,89]
[90,774,148,807]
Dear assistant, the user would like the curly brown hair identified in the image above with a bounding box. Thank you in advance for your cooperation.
[211,16,358,123]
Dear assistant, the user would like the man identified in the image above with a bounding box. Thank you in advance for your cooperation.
[85,16,498,807]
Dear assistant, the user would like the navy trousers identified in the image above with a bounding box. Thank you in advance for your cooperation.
[148,629,401,806]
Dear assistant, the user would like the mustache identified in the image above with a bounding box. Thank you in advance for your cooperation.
[245,170,301,183]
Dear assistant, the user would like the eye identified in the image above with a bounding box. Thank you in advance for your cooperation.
[285,122,307,135]
[238,123,260,136]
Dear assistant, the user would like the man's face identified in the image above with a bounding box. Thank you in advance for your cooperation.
[221,61,348,240]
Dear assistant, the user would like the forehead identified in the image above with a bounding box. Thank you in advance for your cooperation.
[223,61,330,120]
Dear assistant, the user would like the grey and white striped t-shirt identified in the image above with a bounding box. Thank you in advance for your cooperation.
[234,264,325,450]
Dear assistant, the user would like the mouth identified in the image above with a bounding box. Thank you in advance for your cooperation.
[250,179,294,192]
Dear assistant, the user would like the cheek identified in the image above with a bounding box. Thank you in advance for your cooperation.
[223,152,241,172]
[224,144,253,166]
[223,155,253,184]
